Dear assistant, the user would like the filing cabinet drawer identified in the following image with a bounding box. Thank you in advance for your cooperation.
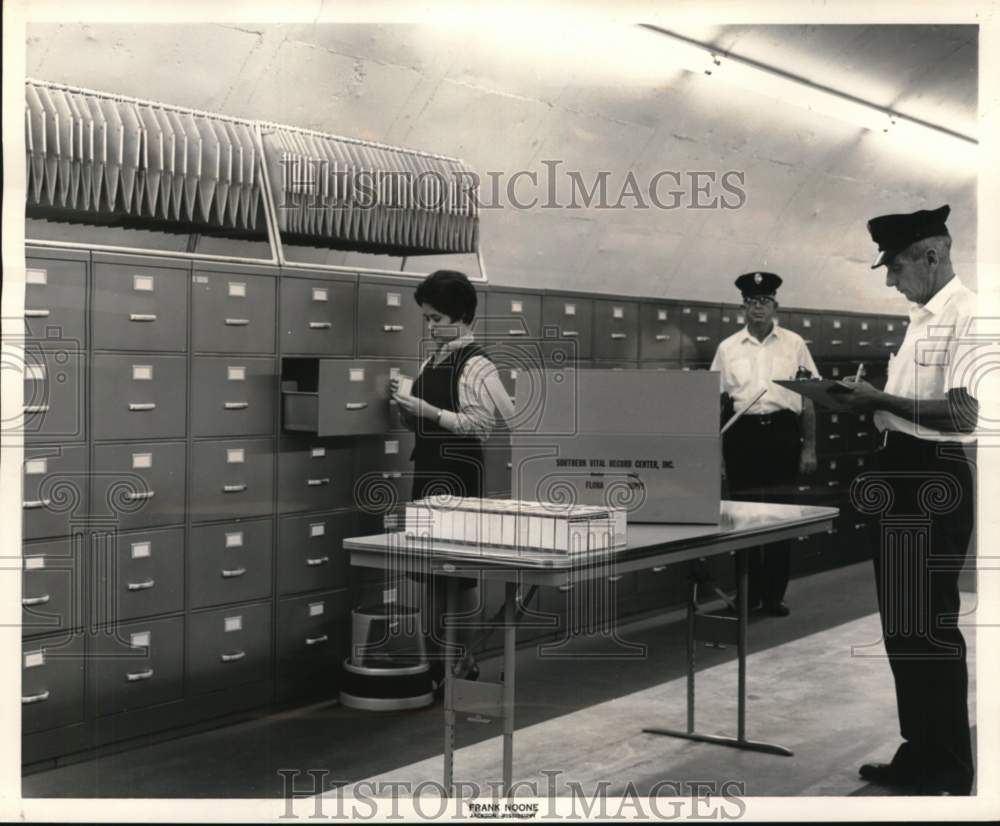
[357,281,423,358]
[88,616,184,716]
[484,291,542,341]
[280,276,355,356]
[190,519,273,608]
[192,270,276,353]
[24,255,87,346]
[22,632,86,734]
[91,442,186,531]
[276,589,349,701]
[720,305,748,338]
[879,316,907,355]
[188,602,272,695]
[23,445,89,540]
[824,362,851,382]
[357,433,416,514]
[818,456,847,494]
[849,412,880,452]
[192,357,276,437]
[281,358,397,437]
[843,454,874,493]
[639,303,682,362]
[852,316,878,360]
[91,527,185,624]
[189,438,275,523]
[483,427,512,497]
[593,300,638,361]
[821,315,852,360]
[784,311,821,352]
[817,412,849,455]
[539,339,585,370]
[679,304,721,363]
[92,354,187,440]
[541,295,593,359]
[23,537,84,637]
[23,347,85,442]
[278,511,353,596]
[93,261,188,351]
[277,438,356,513]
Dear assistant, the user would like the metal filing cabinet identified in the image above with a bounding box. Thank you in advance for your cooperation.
[189,438,275,523]
[90,527,185,625]
[23,445,89,540]
[278,511,353,596]
[24,253,88,347]
[276,589,349,701]
[820,313,852,361]
[280,275,356,356]
[22,633,86,734]
[817,411,849,456]
[484,290,542,342]
[678,303,721,363]
[191,357,276,437]
[542,294,593,360]
[87,616,184,716]
[189,519,273,609]
[784,311,821,353]
[91,354,188,440]
[593,299,639,361]
[92,258,188,351]
[277,438,356,513]
[91,441,186,532]
[357,280,424,359]
[851,316,877,360]
[22,537,84,638]
[639,302,683,362]
[879,316,907,355]
[187,602,272,696]
[192,268,277,354]
[23,346,86,442]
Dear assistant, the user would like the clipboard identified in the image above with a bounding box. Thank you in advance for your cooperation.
[774,379,856,412]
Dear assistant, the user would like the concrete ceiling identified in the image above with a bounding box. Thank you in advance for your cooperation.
[26,22,978,311]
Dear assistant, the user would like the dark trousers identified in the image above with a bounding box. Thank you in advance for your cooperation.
[862,432,975,792]
[723,410,801,607]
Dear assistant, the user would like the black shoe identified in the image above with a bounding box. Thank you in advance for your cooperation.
[859,762,916,788]
[762,602,790,617]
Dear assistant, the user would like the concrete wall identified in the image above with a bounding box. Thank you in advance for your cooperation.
[26,23,978,312]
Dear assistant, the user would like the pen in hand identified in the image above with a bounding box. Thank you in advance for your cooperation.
[853,363,865,383]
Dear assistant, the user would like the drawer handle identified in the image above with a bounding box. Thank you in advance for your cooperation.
[305,634,329,646]
[307,477,330,487]
[610,333,627,340]
[224,318,250,327]
[831,339,844,346]
[652,566,666,573]
[655,334,670,341]
[23,404,50,414]
[306,556,330,567]
[22,690,50,705]
[797,485,810,492]
[127,579,155,591]
[558,583,573,592]
[221,650,246,663]
[224,401,249,410]
[125,491,155,502]
[804,338,814,345]
[828,434,841,440]
[309,321,332,330]
[383,324,404,333]
[508,329,527,336]
[827,481,839,488]
[561,330,578,338]
[345,402,368,411]
[607,575,622,583]
[25,309,51,318]
[22,594,51,607]
[129,403,156,412]
[223,484,247,493]
[23,499,52,509]
[858,341,871,347]
[381,472,402,480]
[129,313,157,323]
[855,522,866,530]
[696,335,710,343]
[222,567,247,578]
[126,668,154,682]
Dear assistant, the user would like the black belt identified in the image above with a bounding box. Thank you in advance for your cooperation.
[736,410,797,427]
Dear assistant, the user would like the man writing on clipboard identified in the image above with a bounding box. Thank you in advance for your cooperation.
[711,272,820,617]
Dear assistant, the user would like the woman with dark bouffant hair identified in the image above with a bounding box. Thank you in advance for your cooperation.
[390,269,514,689]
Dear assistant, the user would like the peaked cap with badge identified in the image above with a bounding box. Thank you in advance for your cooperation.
[867,204,950,268]
[735,271,783,298]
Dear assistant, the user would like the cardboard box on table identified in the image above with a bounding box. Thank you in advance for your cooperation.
[511,368,721,524]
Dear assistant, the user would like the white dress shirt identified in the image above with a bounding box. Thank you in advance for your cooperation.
[710,322,820,415]
[875,276,978,443]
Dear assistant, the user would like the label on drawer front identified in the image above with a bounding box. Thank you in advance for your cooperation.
[511,300,523,313]
[384,440,399,455]
[131,541,151,559]
[225,531,244,548]
[861,321,869,331]
[613,306,624,319]
[309,602,325,617]
[383,588,397,604]
[803,319,813,328]
[130,631,151,648]
[658,309,667,321]
[386,292,401,307]
[698,312,708,324]
[132,365,153,381]
[193,275,209,284]
[25,556,45,571]
[349,368,365,382]
[227,448,245,464]
[225,615,242,632]
[24,650,45,669]
[834,320,842,329]
[389,367,401,380]
[25,363,46,381]
[133,274,155,292]
[309,522,326,537]
[564,303,576,316]
[311,447,326,458]
[132,453,153,469]
[312,287,328,303]
[26,268,48,285]
[887,322,896,332]
[25,458,47,475]
[228,366,246,381]
[228,281,246,298]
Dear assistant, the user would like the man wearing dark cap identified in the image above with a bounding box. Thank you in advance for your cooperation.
[838,204,978,795]
[710,272,819,616]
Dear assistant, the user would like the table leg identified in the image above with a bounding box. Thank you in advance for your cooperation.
[443,577,457,795]
[737,547,748,742]
[502,580,517,795]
